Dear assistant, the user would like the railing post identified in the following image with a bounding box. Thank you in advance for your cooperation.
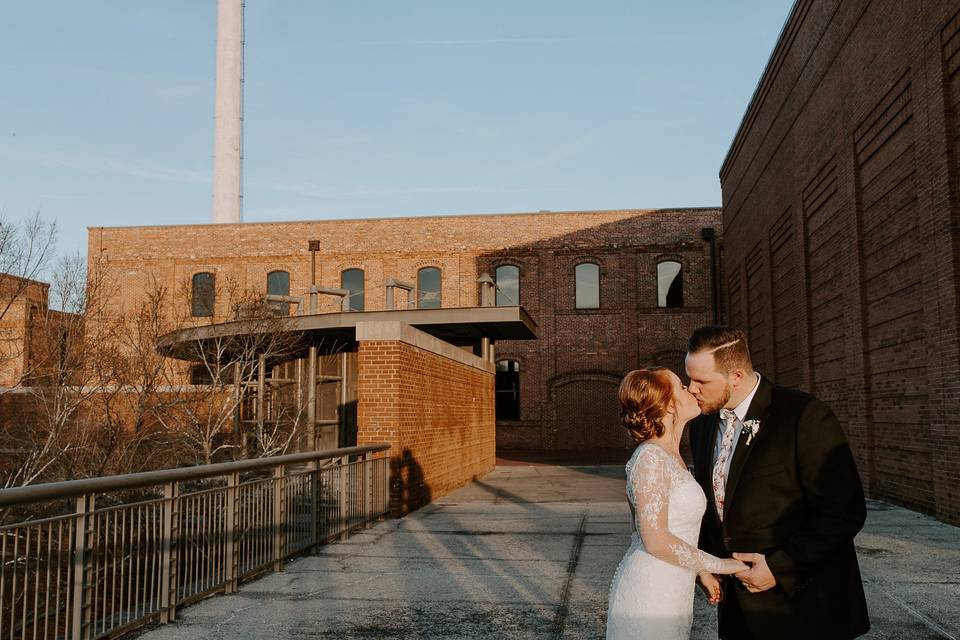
[159,481,180,623]
[363,452,373,528]
[70,493,95,640]
[311,464,322,550]
[339,456,349,540]
[224,472,240,594]
[385,455,392,517]
[272,465,285,571]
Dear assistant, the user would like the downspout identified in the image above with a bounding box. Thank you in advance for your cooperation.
[701,227,719,323]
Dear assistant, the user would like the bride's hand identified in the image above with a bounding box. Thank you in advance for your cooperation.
[716,558,750,575]
[697,572,723,605]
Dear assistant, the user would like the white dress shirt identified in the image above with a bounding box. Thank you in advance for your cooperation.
[713,372,762,478]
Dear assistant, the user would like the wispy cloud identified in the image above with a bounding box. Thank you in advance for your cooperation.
[152,83,207,104]
[248,180,536,200]
[335,36,631,47]
[485,112,642,177]
[5,147,209,185]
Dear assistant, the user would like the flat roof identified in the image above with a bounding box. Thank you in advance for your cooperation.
[89,207,720,232]
[157,306,537,361]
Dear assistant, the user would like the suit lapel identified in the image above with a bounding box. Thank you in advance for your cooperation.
[723,377,774,520]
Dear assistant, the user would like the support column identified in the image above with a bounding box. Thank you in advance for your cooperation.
[307,346,317,451]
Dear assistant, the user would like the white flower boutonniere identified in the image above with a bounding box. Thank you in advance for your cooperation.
[741,420,761,446]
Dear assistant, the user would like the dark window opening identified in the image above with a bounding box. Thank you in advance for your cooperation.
[495,359,520,420]
[190,363,235,385]
[191,272,215,317]
[418,267,442,309]
[495,265,519,306]
[341,269,365,311]
[657,261,683,308]
[575,262,600,309]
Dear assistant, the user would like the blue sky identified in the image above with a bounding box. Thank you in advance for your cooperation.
[0,1,793,258]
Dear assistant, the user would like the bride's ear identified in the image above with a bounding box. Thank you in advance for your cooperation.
[667,399,679,417]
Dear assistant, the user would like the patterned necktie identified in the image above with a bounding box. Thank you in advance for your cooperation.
[712,409,739,521]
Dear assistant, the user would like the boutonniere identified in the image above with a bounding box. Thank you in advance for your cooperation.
[741,420,761,446]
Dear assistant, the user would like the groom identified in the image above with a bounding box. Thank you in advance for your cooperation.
[685,326,869,639]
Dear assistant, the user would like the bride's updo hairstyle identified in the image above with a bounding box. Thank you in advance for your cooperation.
[618,368,673,444]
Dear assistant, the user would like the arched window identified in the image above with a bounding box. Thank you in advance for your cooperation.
[267,270,290,314]
[657,261,683,308]
[341,269,365,311]
[191,272,215,317]
[495,265,520,306]
[417,267,442,309]
[495,359,520,420]
[267,270,289,297]
[575,262,600,309]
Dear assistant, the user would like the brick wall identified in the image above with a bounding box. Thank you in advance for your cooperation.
[355,322,495,515]
[719,0,960,524]
[0,276,52,387]
[91,208,721,457]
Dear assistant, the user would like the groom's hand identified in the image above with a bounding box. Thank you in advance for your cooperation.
[732,552,777,593]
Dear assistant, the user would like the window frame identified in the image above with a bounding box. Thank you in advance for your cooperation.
[495,358,521,421]
[267,270,291,314]
[191,272,215,317]
[267,270,290,296]
[656,260,684,308]
[494,264,520,307]
[340,268,365,312]
[417,266,442,309]
[574,261,601,310]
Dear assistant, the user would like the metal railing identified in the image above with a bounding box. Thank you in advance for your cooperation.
[0,444,391,640]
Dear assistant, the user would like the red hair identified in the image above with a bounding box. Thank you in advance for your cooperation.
[618,368,673,444]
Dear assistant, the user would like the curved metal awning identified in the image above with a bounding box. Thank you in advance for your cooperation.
[157,306,537,361]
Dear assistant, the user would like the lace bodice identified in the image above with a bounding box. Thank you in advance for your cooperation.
[626,443,729,574]
[607,443,728,638]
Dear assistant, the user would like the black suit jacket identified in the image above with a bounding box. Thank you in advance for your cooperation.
[690,377,870,640]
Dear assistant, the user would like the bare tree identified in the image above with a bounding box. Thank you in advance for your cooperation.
[151,277,304,464]
[1,253,96,488]
[0,253,166,489]
[0,213,58,386]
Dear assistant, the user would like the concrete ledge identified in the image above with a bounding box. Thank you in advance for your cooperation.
[355,321,494,373]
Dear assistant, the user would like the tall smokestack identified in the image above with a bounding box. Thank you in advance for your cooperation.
[212,0,243,224]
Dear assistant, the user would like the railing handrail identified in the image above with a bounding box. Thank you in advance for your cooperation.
[0,443,390,508]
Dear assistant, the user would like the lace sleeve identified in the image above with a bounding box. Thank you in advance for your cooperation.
[631,446,731,573]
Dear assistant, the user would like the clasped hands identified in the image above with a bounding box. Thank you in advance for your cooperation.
[698,552,777,604]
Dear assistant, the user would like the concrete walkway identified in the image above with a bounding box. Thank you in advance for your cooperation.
[135,465,960,639]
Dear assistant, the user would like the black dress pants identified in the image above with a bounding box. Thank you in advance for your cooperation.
[718,581,755,640]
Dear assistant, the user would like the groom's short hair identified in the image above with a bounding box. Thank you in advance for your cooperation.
[688,325,753,375]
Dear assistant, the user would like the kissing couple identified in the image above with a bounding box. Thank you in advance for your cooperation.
[606,325,870,640]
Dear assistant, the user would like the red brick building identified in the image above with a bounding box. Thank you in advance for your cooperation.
[0,276,50,388]
[719,0,960,524]
[0,275,78,389]
[91,207,721,458]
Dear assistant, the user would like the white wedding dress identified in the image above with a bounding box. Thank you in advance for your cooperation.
[606,443,730,640]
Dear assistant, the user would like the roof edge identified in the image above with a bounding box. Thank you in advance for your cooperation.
[719,0,806,183]
[87,206,722,233]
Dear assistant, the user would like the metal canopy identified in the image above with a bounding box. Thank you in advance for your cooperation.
[157,306,537,361]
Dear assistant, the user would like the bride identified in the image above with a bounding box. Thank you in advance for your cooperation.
[606,368,747,640]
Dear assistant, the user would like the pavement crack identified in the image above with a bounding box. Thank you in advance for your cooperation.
[863,576,959,639]
[550,509,588,638]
